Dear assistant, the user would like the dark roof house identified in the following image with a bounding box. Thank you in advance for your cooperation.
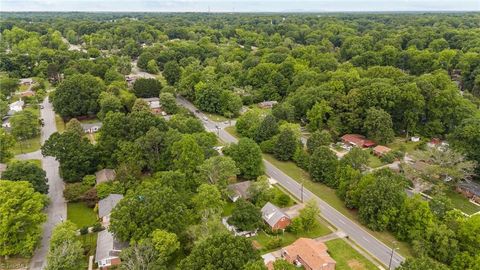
[227,181,252,202]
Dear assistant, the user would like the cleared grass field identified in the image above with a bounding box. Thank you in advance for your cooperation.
[445,189,480,215]
[326,239,378,270]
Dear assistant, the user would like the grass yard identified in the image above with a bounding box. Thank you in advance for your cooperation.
[367,153,384,168]
[252,223,331,253]
[79,117,100,124]
[0,256,30,270]
[77,232,97,269]
[445,189,480,215]
[55,114,65,133]
[11,106,41,154]
[387,138,421,154]
[222,201,235,217]
[27,159,42,167]
[325,239,378,270]
[225,126,239,138]
[262,154,413,257]
[12,136,41,155]
[204,112,230,122]
[67,202,97,228]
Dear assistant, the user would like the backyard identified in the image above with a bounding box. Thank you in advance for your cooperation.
[67,202,97,228]
[445,189,480,215]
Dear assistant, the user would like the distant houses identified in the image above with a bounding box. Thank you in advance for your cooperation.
[261,202,291,231]
[227,181,252,202]
[96,194,126,269]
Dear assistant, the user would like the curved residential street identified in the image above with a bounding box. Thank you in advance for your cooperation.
[176,96,404,269]
[26,97,66,270]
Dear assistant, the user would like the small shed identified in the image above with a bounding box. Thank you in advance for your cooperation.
[81,122,102,134]
[258,101,278,109]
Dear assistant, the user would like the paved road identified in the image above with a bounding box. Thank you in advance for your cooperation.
[130,59,156,79]
[28,97,66,270]
[177,96,404,269]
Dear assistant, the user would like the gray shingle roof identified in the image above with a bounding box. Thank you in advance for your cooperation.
[98,194,123,218]
[227,181,252,200]
[458,180,480,196]
[261,202,289,228]
[95,229,127,263]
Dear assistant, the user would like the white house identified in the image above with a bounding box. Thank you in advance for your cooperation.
[8,100,24,116]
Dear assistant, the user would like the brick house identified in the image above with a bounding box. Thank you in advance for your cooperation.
[281,238,336,270]
[261,202,291,231]
[341,134,376,148]
[373,145,392,157]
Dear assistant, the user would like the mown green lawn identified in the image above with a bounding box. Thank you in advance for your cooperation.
[445,189,480,215]
[222,201,235,217]
[252,223,331,253]
[204,112,230,122]
[387,138,421,153]
[11,107,41,155]
[67,202,97,228]
[367,153,384,168]
[55,114,65,133]
[325,239,378,270]
[12,137,41,155]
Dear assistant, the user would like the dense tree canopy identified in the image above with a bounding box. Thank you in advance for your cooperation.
[0,180,46,257]
[2,161,48,194]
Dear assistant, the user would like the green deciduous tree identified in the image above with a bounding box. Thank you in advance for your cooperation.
[306,100,332,132]
[2,161,48,194]
[179,233,261,270]
[163,61,181,86]
[45,221,83,270]
[132,78,162,98]
[290,200,320,233]
[306,130,332,154]
[159,92,178,114]
[340,147,369,171]
[358,169,407,231]
[171,134,204,176]
[0,129,15,163]
[224,138,264,179]
[65,118,84,136]
[10,110,40,140]
[254,114,278,143]
[192,184,225,220]
[151,229,180,261]
[363,107,394,144]
[309,146,338,187]
[110,181,188,242]
[229,199,263,231]
[0,180,46,257]
[197,156,239,191]
[120,239,165,270]
[52,73,105,118]
[274,128,297,161]
[394,195,434,242]
[398,257,449,270]
[42,131,98,182]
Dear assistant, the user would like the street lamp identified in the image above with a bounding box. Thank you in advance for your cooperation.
[388,241,399,270]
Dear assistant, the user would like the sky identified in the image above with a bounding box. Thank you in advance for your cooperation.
[1,0,479,12]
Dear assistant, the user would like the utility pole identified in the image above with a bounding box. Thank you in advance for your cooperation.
[388,241,398,270]
[301,183,304,203]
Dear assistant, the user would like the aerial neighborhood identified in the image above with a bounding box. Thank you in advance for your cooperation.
[1,7,480,270]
